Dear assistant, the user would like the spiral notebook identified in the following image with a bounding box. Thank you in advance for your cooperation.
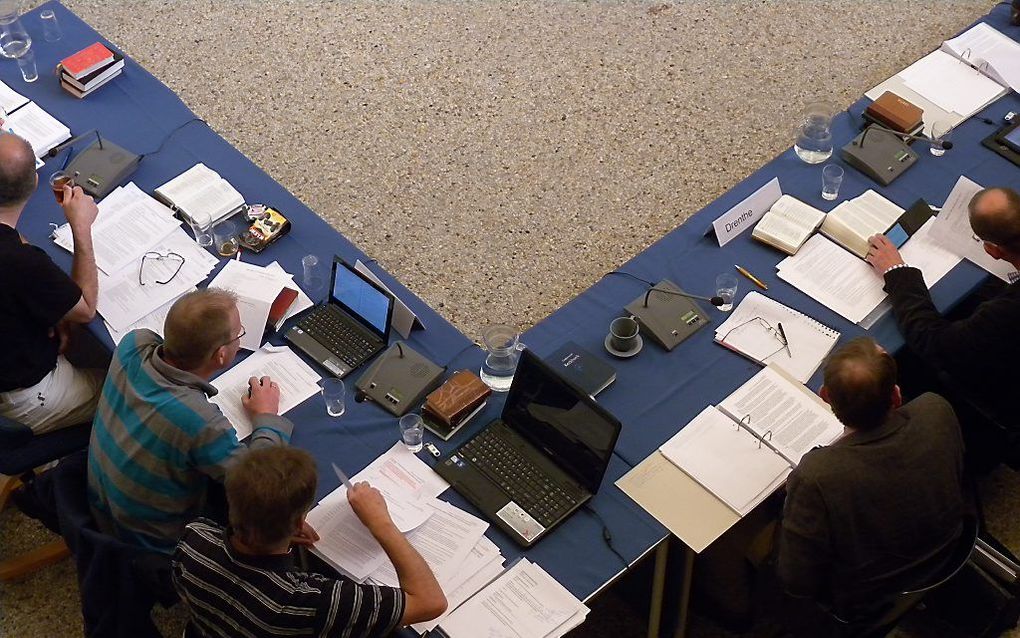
[715,292,840,383]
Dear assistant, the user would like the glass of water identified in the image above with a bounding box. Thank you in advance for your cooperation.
[15,48,36,83]
[715,273,738,312]
[302,254,326,301]
[398,414,425,453]
[186,211,213,247]
[821,164,844,201]
[321,378,346,417]
[929,120,952,157]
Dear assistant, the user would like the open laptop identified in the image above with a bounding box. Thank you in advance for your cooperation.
[436,349,622,547]
[284,258,394,379]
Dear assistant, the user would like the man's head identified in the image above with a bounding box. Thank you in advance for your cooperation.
[226,447,318,553]
[820,337,901,431]
[162,288,242,374]
[0,133,38,212]
[969,187,1020,263]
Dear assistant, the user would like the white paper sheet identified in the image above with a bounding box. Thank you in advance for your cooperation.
[3,102,71,158]
[209,345,321,439]
[942,22,1020,94]
[96,227,218,330]
[439,559,588,638]
[411,537,505,634]
[265,261,314,324]
[208,260,293,351]
[777,234,887,323]
[103,287,196,345]
[0,80,28,114]
[898,49,1004,116]
[898,217,963,288]
[307,498,390,581]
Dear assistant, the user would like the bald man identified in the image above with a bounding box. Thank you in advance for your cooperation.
[778,338,965,623]
[866,186,1020,430]
[0,133,105,433]
[87,289,295,552]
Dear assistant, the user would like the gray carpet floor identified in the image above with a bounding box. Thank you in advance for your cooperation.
[1,1,1014,637]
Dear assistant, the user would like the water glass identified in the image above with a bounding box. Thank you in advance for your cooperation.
[399,414,425,453]
[821,164,844,201]
[48,170,73,204]
[40,9,61,42]
[715,273,738,312]
[930,120,952,157]
[213,219,239,257]
[302,254,326,300]
[321,378,346,417]
[15,49,36,83]
[187,211,213,247]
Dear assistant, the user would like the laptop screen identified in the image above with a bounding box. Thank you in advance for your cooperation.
[502,349,621,494]
[330,260,392,339]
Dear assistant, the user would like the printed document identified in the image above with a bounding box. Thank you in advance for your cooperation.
[208,260,294,351]
[209,345,321,439]
[411,537,505,634]
[898,49,1004,117]
[942,22,1020,93]
[3,101,71,157]
[104,287,196,345]
[0,79,28,114]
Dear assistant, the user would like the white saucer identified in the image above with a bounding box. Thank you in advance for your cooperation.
[605,334,643,358]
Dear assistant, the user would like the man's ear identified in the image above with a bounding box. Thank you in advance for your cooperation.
[214,345,228,368]
[891,384,903,410]
[984,241,1006,261]
[819,385,831,406]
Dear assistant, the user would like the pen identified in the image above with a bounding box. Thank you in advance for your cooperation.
[331,462,353,489]
[735,264,768,290]
[777,322,792,358]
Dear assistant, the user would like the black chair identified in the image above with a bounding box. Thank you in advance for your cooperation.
[0,415,91,581]
[830,514,981,638]
[51,449,177,638]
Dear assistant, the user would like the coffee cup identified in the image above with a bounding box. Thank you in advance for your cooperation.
[609,316,640,353]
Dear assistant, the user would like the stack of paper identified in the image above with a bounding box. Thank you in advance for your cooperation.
[715,291,840,382]
[208,261,307,352]
[209,345,322,439]
[438,558,589,638]
[942,22,1020,95]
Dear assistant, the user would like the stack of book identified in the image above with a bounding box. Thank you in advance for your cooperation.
[58,42,124,99]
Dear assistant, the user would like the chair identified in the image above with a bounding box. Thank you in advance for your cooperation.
[0,415,92,581]
[830,514,981,638]
[52,449,177,638]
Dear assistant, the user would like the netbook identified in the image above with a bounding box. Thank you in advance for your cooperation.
[436,349,622,547]
[284,258,394,379]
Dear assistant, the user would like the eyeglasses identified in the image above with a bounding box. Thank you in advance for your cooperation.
[221,325,246,349]
[139,251,185,286]
[720,316,789,359]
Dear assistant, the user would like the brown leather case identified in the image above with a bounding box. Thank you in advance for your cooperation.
[422,370,491,428]
[865,91,924,134]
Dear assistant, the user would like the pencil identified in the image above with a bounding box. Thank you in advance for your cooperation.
[735,264,768,291]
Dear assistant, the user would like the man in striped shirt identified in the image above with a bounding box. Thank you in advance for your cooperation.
[172,447,448,637]
[88,289,293,552]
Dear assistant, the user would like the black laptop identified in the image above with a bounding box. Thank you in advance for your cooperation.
[284,258,394,379]
[436,349,622,547]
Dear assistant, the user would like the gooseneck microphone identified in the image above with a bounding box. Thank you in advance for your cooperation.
[860,123,954,150]
[643,287,725,308]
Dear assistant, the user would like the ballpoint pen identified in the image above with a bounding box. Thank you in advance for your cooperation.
[331,462,353,489]
[777,322,792,358]
[735,264,768,291]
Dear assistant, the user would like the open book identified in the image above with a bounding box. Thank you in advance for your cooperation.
[867,22,1019,133]
[3,101,71,159]
[658,366,843,515]
[154,163,244,225]
[819,190,903,259]
[750,194,825,255]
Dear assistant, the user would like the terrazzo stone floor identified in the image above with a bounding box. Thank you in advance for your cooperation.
[2,1,1015,636]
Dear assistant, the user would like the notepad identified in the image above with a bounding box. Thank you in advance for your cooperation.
[658,366,843,515]
[750,194,826,255]
[715,291,840,383]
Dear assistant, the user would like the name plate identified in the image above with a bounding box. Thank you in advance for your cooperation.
[711,177,782,247]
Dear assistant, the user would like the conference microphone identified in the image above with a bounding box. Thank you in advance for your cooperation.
[46,129,104,158]
[643,287,725,308]
[859,123,953,150]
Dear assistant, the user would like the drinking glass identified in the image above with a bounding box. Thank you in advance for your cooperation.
[187,211,213,247]
[40,9,61,42]
[399,414,424,453]
[715,273,738,312]
[15,47,35,83]
[302,254,326,300]
[821,164,844,201]
[930,120,952,157]
[48,170,73,204]
[321,378,346,417]
[213,219,239,257]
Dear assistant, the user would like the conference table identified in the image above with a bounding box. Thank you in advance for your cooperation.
[14,1,1020,637]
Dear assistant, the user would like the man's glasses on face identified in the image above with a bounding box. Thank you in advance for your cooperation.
[222,326,246,348]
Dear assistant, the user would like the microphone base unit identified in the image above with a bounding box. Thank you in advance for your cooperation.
[354,341,445,417]
[624,279,711,352]
[62,138,140,199]
[841,127,918,187]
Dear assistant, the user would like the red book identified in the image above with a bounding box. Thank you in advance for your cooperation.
[59,43,114,79]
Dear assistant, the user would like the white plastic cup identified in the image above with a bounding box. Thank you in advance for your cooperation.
[821,164,844,201]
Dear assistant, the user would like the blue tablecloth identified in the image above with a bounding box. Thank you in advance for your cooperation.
[13,1,669,604]
[522,3,1020,467]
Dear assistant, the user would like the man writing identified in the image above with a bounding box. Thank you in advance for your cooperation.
[0,133,104,432]
[777,338,966,622]
[173,447,447,637]
[866,186,1020,430]
[89,288,293,552]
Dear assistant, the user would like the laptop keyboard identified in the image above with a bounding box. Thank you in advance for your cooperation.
[460,427,579,528]
[297,306,377,367]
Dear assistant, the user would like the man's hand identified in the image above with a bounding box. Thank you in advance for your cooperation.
[241,375,281,417]
[61,186,99,233]
[865,234,905,276]
[290,520,320,547]
[347,482,396,535]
